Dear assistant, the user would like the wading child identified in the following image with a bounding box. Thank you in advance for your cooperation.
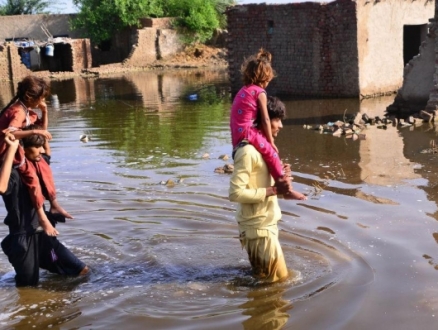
[230,49,305,200]
[0,76,72,236]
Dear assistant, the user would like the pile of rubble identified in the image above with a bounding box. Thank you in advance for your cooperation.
[303,109,438,140]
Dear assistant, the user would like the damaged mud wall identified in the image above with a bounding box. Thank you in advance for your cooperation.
[357,0,434,99]
[426,2,438,112]
[123,18,183,67]
[226,0,434,98]
[227,1,359,98]
[0,39,91,81]
[387,0,437,115]
[94,18,183,67]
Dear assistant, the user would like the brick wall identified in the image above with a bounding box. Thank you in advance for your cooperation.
[0,39,92,81]
[157,29,183,59]
[123,29,157,66]
[8,43,32,81]
[227,0,434,99]
[140,18,174,29]
[123,27,183,66]
[71,39,92,71]
[0,45,11,80]
[226,1,359,98]
[426,0,438,111]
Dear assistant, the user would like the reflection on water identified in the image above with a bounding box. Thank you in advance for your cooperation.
[0,70,437,329]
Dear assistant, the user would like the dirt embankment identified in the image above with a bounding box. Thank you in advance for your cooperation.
[77,44,227,78]
[152,44,228,68]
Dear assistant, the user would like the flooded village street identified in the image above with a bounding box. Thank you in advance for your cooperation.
[0,69,437,329]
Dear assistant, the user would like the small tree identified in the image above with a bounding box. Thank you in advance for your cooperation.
[72,0,235,45]
[72,0,165,44]
[0,0,51,15]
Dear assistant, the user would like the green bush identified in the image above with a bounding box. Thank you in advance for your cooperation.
[72,0,235,45]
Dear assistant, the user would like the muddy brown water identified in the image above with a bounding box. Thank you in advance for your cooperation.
[0,70,437,329]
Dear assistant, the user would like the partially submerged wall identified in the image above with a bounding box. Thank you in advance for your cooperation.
[426,1,438,111]
[386,26,435,114]
[227,0,434,98]
[92,17,183,67]
[386,0,438,114]
[0,39,91,81]
[356,0,434,97]
[123,20,183,67]
[227,1,359,97]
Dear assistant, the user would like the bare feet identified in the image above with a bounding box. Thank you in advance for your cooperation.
[50,199,73,219]
[40,218,59,236]
[79,266,89,276]
[284,190,307,200]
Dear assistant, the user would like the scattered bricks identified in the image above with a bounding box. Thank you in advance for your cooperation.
[333,128,343,137]
[362,113,371,124]
[353,112,363,125]
[353,123,365,131]
[344,128,353,135]
[333,120,345,129]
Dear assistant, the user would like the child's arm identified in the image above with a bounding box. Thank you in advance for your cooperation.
[12,128,52,141]
[42,131,51,157]
[257,93,278,153]
[0,133,19,194]
[37,100,48,130]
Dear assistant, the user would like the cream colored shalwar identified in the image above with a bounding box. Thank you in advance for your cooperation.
[229,144,288,282]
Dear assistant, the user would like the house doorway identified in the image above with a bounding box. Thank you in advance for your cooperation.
[403,24,427,66]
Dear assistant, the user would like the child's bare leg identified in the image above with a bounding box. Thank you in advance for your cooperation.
[50,199,73,219]
[79,266,89,276]
[36,207,59,236]
[284,190,307,200]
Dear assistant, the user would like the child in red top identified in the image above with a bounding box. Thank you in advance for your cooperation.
[230,49,305,200]
[0,76,72,236]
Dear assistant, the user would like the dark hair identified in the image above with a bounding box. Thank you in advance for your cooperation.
[241,48,276,86]
[21,124,45,148]
[1,76,50,116]
[255,96,286,125]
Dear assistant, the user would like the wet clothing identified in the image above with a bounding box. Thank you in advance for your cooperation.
[0,101,56,209]
[230,85,283,180]
[229,144,288,282]
[239,226,288,283]
[1,154,85,287]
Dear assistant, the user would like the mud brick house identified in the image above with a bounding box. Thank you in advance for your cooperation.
[0,14,182,81]
[387,0,438,114]
[226,0,435,98]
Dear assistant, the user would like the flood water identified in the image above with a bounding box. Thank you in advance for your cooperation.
[0,69,438,329]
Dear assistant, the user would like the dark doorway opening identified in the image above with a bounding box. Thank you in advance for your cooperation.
[39,43,74,72]
[403,24,427,66]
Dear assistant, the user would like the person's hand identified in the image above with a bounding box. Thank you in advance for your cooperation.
[37,100,48,113]
[35,129,52,140]
[4,132,18,148]
[284,191,307,200]
[274,176,292,195]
